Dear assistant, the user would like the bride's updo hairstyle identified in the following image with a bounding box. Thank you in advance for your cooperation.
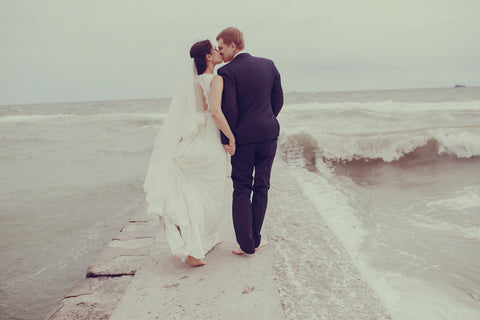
[190,40,212,75]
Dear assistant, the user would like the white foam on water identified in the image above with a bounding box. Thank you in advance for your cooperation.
[427,186,480,211]
[277,139,368,260]
[283,157,480,320]
[279,126,480,164]
[0,112,167,124]
[320,128,480,161]
[284,99,480,113]
[369,272,480,320]
[290,165,367,256]
[432,129,480,158]
[279,98,480,164]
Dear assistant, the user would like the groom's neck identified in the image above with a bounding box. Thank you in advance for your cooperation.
[233,50,244,59]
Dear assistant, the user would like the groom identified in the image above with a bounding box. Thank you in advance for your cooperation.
[216,27,283,255]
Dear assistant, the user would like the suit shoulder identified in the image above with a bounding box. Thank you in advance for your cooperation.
[250,55,273,64]
[217,64,232,75]
[251,56,277,70]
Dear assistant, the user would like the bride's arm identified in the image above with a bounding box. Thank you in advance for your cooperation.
[209,75,235,154]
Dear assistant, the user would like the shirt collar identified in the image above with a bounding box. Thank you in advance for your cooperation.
[233,51,248,59]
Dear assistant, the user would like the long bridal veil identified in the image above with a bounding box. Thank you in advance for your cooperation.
[143,61,204,216]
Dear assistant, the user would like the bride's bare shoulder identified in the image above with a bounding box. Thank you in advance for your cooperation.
[210,75,223,87]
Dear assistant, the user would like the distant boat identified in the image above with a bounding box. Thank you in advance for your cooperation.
[454,84,466,88]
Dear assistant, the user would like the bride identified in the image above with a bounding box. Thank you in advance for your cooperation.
[143,40,235,267]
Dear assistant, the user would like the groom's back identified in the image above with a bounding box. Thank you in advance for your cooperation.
[218,53,283,145]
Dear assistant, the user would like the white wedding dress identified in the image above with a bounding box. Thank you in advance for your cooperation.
[144,72,231,261]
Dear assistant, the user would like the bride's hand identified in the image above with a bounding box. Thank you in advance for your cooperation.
[224,139,236,156]
[223,144,232,155]
[228,145,236,156]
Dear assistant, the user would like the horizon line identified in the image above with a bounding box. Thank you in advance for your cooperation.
[1,85,479,107]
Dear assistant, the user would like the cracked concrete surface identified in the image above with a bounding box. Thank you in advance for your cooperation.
[45,160,390,320]
[45,205,159,320]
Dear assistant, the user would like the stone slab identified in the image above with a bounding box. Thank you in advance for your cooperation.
[44,276,133,320]
[128,203,157,223]
[113,221,160,241]
[86,240,152,278]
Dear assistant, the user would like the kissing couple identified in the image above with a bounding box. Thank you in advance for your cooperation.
[143,27,283,267]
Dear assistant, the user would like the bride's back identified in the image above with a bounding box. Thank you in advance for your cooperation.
[196,73,214,112]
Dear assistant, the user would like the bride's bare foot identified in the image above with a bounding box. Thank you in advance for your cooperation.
[213,239,223,249]
[206,239,223,255]
[188,255,206,267]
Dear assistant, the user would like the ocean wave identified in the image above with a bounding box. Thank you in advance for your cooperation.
[0,112,167,124]
[0,114,72,122]
[279,127,480,168]
[285,99,480,113]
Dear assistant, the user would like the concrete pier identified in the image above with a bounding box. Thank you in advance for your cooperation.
[44,206,160,320]
[45,160,391,320]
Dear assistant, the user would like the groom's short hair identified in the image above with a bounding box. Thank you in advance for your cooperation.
[216,27,244,50]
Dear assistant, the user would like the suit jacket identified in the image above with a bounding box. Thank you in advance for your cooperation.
[217,53,283,145]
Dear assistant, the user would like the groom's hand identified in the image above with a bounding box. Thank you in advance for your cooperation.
[223,144,235,156]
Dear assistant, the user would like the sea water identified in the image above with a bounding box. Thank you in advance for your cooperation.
[1,87,479,319]
[0,99,168,320]
[278,87,480,319]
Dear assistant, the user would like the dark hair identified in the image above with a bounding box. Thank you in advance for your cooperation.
[189,40,212,74]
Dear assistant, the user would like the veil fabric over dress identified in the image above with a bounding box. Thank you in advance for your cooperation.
[144,61,231,261]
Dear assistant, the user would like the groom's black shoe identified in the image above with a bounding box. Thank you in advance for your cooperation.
[255,239,268,251]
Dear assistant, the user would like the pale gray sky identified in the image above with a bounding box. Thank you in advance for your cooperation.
[1,0,479,105]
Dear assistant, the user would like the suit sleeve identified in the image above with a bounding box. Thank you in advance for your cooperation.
[271,62,283,117]
[218,68,238,145]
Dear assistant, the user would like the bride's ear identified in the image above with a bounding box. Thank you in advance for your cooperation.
[206,53,213,62]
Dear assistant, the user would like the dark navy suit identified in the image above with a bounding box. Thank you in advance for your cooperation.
[218,53,283,254]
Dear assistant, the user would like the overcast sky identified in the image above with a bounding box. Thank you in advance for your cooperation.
[1,0,479,105]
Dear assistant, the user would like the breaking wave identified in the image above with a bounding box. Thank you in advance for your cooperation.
[279,127,480,171]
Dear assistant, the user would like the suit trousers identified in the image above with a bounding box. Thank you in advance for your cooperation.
[230,138,277,254]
